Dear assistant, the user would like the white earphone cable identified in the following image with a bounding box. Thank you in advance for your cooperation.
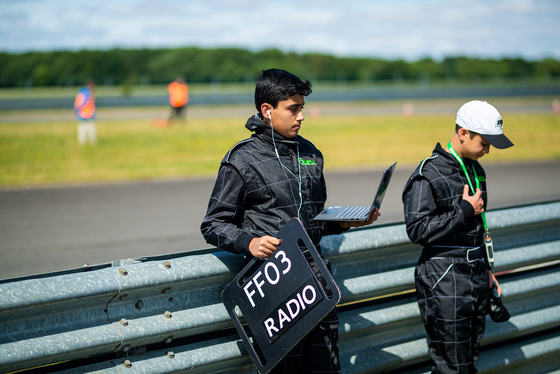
[268,111,303,218]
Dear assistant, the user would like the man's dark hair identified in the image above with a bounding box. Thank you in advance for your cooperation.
[254,68,312,111]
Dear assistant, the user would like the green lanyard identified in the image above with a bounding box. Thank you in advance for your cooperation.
[447,142,488,231]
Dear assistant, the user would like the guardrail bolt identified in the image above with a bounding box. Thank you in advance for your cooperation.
[119,268,128,276]
[163,311,172,319]
[123,359,132,368]
[135,300,144,310]
[166,351,175,359]
[163,260,171,269]
[122,345,131,352]
[164,336,173,344]
[119,319,129,327]
[161,287,171,294]
[119,294,129,301]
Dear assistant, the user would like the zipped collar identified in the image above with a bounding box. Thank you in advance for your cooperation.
[434,142,475,168]
[245,113,300,147]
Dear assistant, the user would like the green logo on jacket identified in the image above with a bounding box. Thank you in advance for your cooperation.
[299,157,317,166]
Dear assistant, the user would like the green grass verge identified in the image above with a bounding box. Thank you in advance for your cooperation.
[1,106,559,188]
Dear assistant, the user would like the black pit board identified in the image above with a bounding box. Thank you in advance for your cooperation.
[221,218,341,373]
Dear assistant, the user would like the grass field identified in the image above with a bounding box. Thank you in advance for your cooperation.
[1,98,559,188]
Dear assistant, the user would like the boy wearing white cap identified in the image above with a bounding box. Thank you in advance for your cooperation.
[402,100,513,373]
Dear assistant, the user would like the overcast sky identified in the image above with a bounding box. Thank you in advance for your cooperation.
[1,0,558,61]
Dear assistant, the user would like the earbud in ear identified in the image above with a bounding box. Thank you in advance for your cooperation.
[266,109,271,118]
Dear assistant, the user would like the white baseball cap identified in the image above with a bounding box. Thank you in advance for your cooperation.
[456,100,514,149]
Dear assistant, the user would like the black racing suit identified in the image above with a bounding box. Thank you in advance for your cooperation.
[201,114,345,373]
[403,143,491,374]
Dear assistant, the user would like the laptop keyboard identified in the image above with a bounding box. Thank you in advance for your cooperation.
[336,206,370,219]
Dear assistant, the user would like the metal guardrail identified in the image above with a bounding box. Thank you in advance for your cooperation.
[0,201,559,373]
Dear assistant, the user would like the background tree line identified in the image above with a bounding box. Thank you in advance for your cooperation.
[1,47,559,88]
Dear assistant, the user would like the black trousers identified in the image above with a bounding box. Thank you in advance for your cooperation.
[415,248,490,374]
[169,104,187,121]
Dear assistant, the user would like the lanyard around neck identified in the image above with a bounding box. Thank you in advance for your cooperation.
[447,141,487,231]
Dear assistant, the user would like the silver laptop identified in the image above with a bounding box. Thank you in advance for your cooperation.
[313,162,397,222]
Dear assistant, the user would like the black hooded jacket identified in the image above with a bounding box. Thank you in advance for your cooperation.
[201,114,344,255]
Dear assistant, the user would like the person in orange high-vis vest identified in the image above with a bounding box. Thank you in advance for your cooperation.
[167,77,189,125]
[74,80,97,145]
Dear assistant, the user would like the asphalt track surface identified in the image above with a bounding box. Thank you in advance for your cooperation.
[1,160,559,280]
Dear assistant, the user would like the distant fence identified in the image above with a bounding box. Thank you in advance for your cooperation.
[1,85,560,110]
[1,201,559,373]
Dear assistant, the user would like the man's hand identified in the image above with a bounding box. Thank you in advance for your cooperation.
[249,236,282,258]
[462,185,484,215]
[340,208,381,229]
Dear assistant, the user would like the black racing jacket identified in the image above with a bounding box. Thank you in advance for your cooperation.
[402,143,487,249]
[201,114,344,256]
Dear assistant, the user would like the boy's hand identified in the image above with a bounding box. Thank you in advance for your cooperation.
[462,185,485,215]
[249,236,282,258]
[340,208,381,229]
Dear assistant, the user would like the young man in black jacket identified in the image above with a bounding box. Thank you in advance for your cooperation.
[403,100,514,373]
[201,68,378,373]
